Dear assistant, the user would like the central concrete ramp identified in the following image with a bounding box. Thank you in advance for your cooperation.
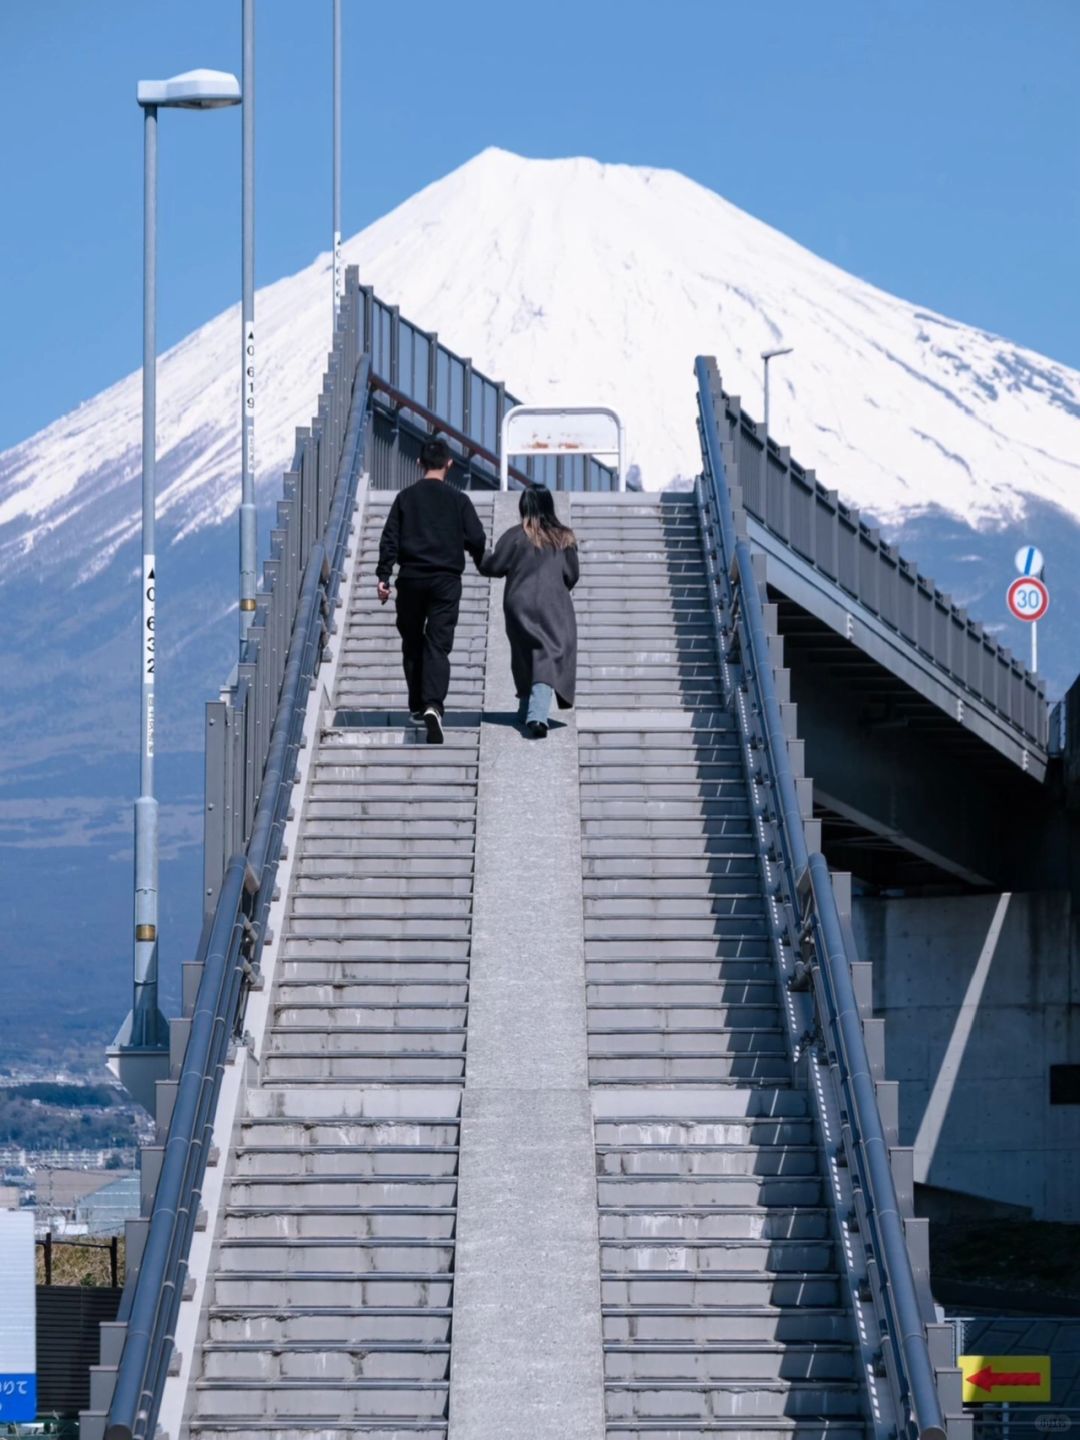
[448,492,606,1440]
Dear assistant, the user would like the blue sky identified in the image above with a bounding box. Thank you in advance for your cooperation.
[1,0,1077,451]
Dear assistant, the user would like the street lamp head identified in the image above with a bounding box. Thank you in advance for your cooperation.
[137,69,241,110]
[761,346,794,362]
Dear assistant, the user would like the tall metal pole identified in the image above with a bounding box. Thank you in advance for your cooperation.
[332,0,342,316]
[239,0,257,640]
[133,103,163,1047]
[762,355,771,496]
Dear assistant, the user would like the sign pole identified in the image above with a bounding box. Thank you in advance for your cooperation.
[239,0,257,642]
[332,0,342,316]
[133,100,161,1048]
[1032,621,1037,674]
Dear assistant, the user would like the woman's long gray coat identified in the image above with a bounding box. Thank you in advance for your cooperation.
[479,526,580,707]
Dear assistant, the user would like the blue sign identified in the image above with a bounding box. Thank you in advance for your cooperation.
[0,1375,36,1422]
[0,1212,35,1422]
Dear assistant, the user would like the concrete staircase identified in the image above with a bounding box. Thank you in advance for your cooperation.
[570,495,865,1439]
[174,487,877,1439]
[186,492,493,1440]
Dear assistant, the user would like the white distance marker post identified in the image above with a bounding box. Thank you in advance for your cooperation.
[0,1211,36,1422]
[144,554,156,757]
[1012,545,1046,673]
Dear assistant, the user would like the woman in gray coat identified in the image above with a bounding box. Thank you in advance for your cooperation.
[479,486,579,737]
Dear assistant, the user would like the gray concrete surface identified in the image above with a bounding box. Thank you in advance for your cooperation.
[449,492,606,1440]
[854,889,1080,1220]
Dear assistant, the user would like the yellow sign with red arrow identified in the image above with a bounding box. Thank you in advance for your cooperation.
[959,1356,1051,1404]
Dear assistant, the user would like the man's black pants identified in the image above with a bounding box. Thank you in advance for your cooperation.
[395,571,462,715]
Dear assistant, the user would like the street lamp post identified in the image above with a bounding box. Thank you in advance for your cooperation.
[333,0,343,315]
[240,0,257,642]
[761,345,793,492]
[109,69,241,1113]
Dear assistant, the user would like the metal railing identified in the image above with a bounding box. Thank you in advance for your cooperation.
[709,375,1046,748]
[360,286,620,494]
[203,273,369,907]
[104,271,371,1440]
[697,355,951,1440]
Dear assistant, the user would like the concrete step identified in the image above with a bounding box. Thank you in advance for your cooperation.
[261,1055,467,1083]
[602,1424,866,1439]
[227,1179,458,1209]
[299,819,475,839]
[599,1273,842,1309]
[274,983,469,1006]
[273,1005,469,1030]
[594,1115,811,1145]
[216,1240,455,1275]
[585,940,773,962]
[267,1029,468,1056]
[207,1308,453,1345]
[290,897,472,920]
[223,1209,457,1242]
[193,1378,449,1421]
[596,1143,819,1175]
[298,839,476,859]
[604,1344,858,1383]
[279,960,471,984]
[191,1426,448,1440]
[600,1238,836,1275]
[588,1055,792,1084]
[603,1378,863,1421]
[302,800,476,823]
[232,1146,460,1177]
[200,1344,451,1382]
[583,858,759,880]
[588,892,768,916]
[588,1028,787,1056]
[598,1209,830,1242]
[587,982,780,1008]
[293,875,473,897]
[585,918,770,941]
[601,1309,858,1346]
[585,959,775,983]
[282,938,471,959]
[596,1176,821,1209]
[580,821,756,843]
[589,1004,783,1031]
[212,1275,455,1309]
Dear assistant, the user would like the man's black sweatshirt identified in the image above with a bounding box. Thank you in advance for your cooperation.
[376,478,487,581]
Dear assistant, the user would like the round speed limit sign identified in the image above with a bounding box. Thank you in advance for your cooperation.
[1006,575,1049,623]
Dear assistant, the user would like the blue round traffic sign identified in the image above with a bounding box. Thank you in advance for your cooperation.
[1007,575,1049,623]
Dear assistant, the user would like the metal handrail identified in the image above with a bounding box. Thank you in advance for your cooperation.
[104,350,369,1440]
[696,355,948,1440]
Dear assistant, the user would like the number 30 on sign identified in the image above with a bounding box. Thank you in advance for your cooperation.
[1007,576,1049,623]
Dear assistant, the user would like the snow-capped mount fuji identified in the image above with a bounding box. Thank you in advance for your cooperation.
[5,146,1080,573]
[3,146,1080,1064]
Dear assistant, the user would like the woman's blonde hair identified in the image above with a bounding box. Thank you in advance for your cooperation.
[520,484,576,550]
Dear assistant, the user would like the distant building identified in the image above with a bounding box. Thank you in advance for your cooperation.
[75,1173,139,1237]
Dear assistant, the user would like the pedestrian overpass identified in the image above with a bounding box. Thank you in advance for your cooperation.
[84,271,1070,1440]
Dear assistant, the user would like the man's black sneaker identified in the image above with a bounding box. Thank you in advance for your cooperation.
[409,710,425,725]
[424,706,445,745]
[526,720,548,739]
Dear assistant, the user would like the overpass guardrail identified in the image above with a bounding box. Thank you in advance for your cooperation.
[708,373,1047,751]
[697,354,966,1440]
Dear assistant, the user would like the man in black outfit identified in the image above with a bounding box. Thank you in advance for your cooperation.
[376,437,487,744]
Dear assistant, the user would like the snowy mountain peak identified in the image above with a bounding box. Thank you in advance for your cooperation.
[3,147,1080,589]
